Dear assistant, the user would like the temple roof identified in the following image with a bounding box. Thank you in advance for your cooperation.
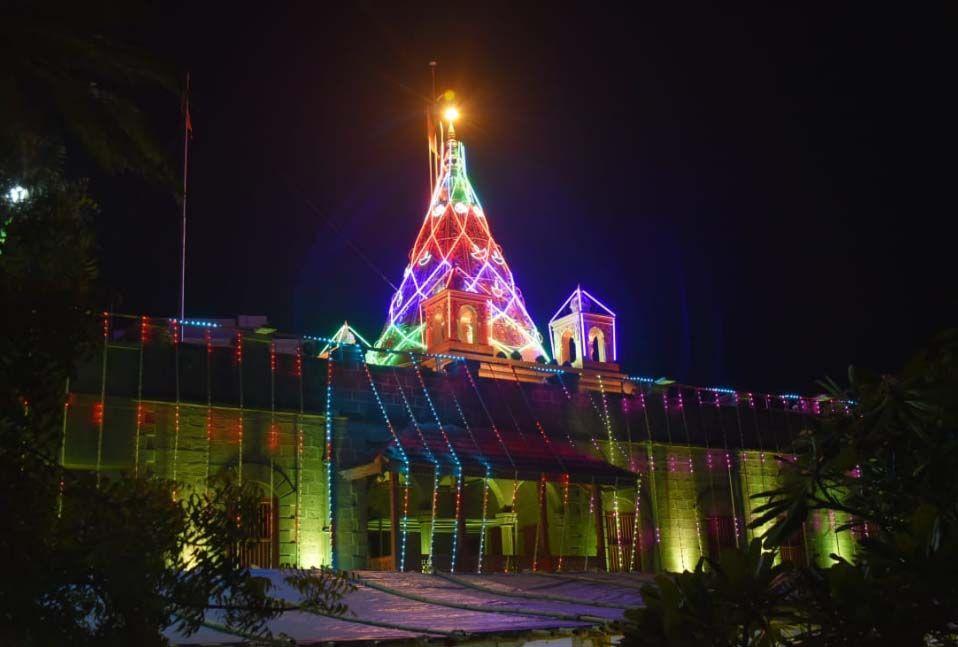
[371,135,548,362]
[382,422,637,485]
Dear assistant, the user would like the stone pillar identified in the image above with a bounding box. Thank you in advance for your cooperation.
[456,504,469,570]
[496,511,518,571]
[593,484,607,571]
[496,512,518,555]
[537,477,552,570]
[419,514,433,571]
[389,471,401,571]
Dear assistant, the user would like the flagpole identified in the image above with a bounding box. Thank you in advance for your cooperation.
[428,61,437,197]
[179,72,190,321]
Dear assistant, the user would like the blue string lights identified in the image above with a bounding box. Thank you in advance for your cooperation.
[393,367,440,572]
[324,351,336,569]
[172,318,221,328]
[360,355,410,572]
[411,356,464,573]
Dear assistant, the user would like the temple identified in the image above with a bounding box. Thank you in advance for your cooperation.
[62,111,859,585]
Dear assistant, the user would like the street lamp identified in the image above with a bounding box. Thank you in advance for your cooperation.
[5,185,28,204]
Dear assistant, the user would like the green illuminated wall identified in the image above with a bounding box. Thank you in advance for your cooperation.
[61,392,857,573]
[62,394,333,568]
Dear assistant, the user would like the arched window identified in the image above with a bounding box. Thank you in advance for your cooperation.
[588,327,606,362]
[457,305,477,344]
[561,329,577,364]
[429,311,446,346]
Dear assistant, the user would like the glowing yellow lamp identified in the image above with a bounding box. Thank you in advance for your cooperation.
[443,106,460,122]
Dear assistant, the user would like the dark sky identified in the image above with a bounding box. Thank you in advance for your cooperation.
[92,2,954,394]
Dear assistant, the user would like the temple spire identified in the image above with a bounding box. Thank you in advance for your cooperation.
[369,97,549,364]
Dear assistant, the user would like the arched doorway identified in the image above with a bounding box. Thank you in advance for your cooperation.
[588,327,606,362]
[429,311,446,347]
[237,495,280,568]
[561,329,577,364]
[457,305,477,344]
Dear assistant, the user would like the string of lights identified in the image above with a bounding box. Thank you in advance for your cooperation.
[171,318,181,493]
[361,356,411,572]
[714,390,742,548]
[95,312,109,488]
[235,330,244,487]
[392,367,440,572]
[638,391,664,568]
[324,350,335,568]
[675,388,705,560]
[134,316,147,479]
[460,361,520,572]
[442,361,492,573]
[596,375,626,570]
[205,328,213,489]
[295,342,305,565]
[732,392,753,543]
[411,356,464,572]
[661,389,688,570]
[506,365,571,571]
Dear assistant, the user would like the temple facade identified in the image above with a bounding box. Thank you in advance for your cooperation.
[61,124,858,574]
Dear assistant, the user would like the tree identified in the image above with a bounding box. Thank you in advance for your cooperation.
[0,145,352,646]
[621,331,958,646]
[622,540,796,647]
[0,1,176,184]
[753,330,958,646]
[0,9,351,643]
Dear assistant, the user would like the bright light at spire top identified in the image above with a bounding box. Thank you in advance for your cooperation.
[443,106,460,122]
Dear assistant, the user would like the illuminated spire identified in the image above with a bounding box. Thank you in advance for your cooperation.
[370,124,548,364]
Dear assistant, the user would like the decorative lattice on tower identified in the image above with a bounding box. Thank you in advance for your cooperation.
[369,123,548,364]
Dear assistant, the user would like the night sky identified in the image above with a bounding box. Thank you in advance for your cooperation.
[91,3,953,394]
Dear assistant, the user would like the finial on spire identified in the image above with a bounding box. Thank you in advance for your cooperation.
[441,93,459,142]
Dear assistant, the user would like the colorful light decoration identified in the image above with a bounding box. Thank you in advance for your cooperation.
[173,318,221,328]
[235,330,244,486]
[58,387,70,518]
[392,367,440,571]
[325,351,335,568]
[732,391,752,542]
[64,305,865,579]
[638,389,664,567]
[717,390,742,547]
[676,388,705,561]
[557,472,571,571]
[462,361,521,572]
[533,474,546,572]
[172,317,181,491]
[549,286,618,363]
[631,477,642,571]
[295,342,304,563]
[317,321,372,358]
[205,327,213,488]
[412,356,464,572]
[661,390,689,570]
[595,375,625,570]
[361,355,410,572]
[269,341,278,451]
[443,362,492,573]
[95,312,109,488]
[369,127,549,365]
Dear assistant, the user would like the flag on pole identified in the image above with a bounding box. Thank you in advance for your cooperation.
[182,74,193,139]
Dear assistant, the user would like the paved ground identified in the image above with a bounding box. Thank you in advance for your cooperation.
[165,570,649,644]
